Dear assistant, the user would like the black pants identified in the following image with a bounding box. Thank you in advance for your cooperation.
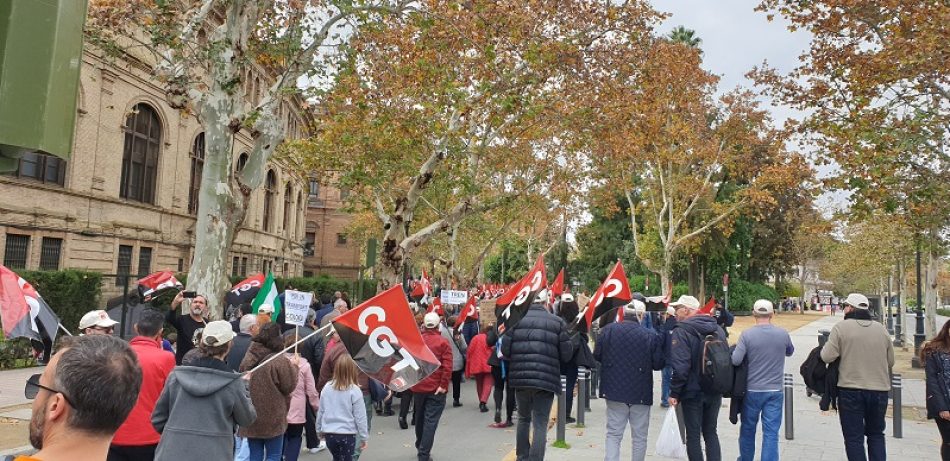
[561,364,578,417]
[838,388,887,461]
[399,390,414,419]
[492,365,515,420]
[305,403,321,448]
[413,392,447,461]
[681,392,722,461]
[514,388,555,461]
[107,444,156,461]
[452,369,464,402]
[937,418,950,461]
[325,433,356,461]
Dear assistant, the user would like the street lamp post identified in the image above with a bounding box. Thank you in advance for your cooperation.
[912,240,925,368]
[894,260,904,347]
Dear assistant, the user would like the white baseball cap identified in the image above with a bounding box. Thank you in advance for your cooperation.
[202,320,235,347]
[561,293,575,303]
[666,306,676,316]
[843,293,870,310]
[258,304,275,314]
[79,310,119,330]
[753,299,774,315]
[535,289,549,303]
[670,295,700,310]
[630,299,646,313]
[423,312,440,329]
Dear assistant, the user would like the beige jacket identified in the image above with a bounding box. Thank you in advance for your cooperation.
[820,317,894,392]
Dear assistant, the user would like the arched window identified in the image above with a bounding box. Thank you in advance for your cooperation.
[121,103,161,203]
[188,133,205,214]
[283,183,293,231]
[263,170,276,232]
[236,152,249,173]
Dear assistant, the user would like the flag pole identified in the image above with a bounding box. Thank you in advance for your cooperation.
[247,322,334,375]
[57,323,73,337]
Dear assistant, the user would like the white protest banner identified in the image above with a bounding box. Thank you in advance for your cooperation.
[284,290,313,326]
[440,290,468,305]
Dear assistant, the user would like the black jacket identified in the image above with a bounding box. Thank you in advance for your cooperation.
[501,304,573,394]
[925,351,950,420]
[669,315,727,400]
[594,319,664,405]
[729,347,748,424]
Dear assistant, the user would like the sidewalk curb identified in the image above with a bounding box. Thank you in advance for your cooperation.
[0,445,32,457]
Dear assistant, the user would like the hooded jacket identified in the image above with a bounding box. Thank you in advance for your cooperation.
[465,333,493,377]
[152,357,256,461]
[238,340,298,439]
[440,323,467,372]
[113,336,176,446]
[412,328,453,394]
[500,304,573,394]
[669,315,727,400]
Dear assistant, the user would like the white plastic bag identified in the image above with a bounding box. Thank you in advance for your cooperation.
[655,406,688,459]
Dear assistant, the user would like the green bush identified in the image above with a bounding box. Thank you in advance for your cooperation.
[726,279,778,312]
[19,269,103,333]
[628,275,688,298]
[0,337,36,369]
[150,273,379,308]
[937,308,950,317]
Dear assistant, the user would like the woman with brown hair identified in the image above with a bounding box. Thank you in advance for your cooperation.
[923,320,950,460]
[317,355,369,461]
[239,322,299,461]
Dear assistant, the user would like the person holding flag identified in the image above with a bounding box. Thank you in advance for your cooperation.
[441,314,468,408]
[465,324,495,413]
[411,312,454,461]
[168,291,208,365]
[251,272,282,324]
[500,290,574,461]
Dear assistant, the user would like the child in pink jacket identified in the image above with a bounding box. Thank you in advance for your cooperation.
[284,337,320,461]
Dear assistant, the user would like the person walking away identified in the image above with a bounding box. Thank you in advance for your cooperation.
[441,315,468,407]
[555,294,582,423]
[500,291,574,461]
[19,335,141,461]
[713,302,735,338]
[668,295,727,461]
[283,334,321,461]
[922,321,950,460]
[109,309,176,461]
[821,293,894,461]
[167,291,208,365]
[487,324,516,427]
[152,320,256,461]
[227,315,258,371]
[594,300,665,461]
[286,309,327,453]
[731,300,794,461]
[317,329,373,460]
[411,312,454,461]
[658,306,678,407]
[466,325,495,413]
[239,322,299,461]
[317,355,369,461]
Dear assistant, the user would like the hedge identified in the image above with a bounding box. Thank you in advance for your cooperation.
[628,275,689,298]
[724,279,779,312]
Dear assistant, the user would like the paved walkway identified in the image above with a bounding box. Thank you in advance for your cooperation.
[0,366,41,410]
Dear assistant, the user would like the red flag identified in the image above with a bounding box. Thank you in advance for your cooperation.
[583,261,632,328]
[454,296,479,331]
[550,269,565,298]
[495,256,547,335]
[410,270,433,301]
[698,297,716,315]
[333,285,440,392]
[226,273,266,308]
[0,265,62,343]
[427,298,444,316]
[137,271,183,301]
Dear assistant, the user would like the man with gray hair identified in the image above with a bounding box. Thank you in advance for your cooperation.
[23,335,142,461]
[731,300,794,461]
[594,299,665,461]
[226,314,259,372]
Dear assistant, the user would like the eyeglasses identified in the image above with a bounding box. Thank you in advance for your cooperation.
[89,326,114,334]
[25,374,74,408]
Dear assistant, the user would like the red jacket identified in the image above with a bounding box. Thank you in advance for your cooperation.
[412,329,453,394]
[465,333,492,377]
[112,336,176,446]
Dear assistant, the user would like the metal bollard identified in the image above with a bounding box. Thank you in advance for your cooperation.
[784,373,794,440]
[556,375,567,444]
[892,374,903,439]
[577,368,588,424]
[818,329,830,347]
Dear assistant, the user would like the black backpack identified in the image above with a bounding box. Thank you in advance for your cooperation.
[800,344,828,395]
[696,332,734,396]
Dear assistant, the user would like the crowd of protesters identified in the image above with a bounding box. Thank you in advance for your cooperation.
[17,281,937,461]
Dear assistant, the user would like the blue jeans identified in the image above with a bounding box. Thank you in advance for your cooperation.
[248,434,284,461]
[837,388,888,461]
[739,391,783,461]
[661,366,672,405]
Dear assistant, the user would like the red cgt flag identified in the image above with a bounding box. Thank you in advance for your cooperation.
[495,255,547,335]
[137,271,183,301]
[333,285,440,392]
[454,296,479,331]
[582,261,632,329]
[698,297,716,315]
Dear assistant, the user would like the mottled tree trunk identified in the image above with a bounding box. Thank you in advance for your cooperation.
[925,248,939,338]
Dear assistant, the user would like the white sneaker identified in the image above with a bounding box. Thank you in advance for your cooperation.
[308,442,327,453]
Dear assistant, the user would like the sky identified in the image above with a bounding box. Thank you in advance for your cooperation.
[650,0,848,215]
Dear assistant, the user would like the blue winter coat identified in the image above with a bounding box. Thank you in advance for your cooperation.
[669,315,726,400]
[593,318,665,405]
